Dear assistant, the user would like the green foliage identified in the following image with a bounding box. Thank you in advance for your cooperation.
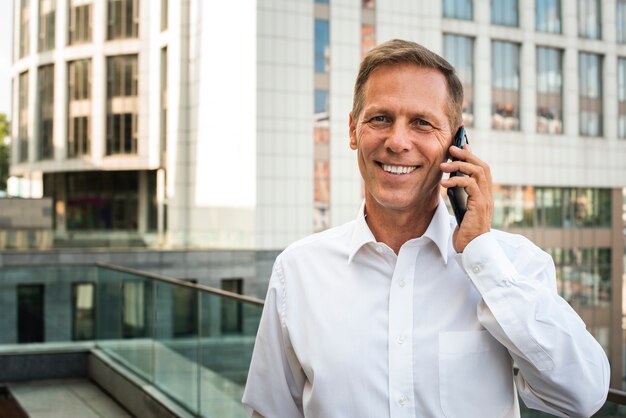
[0,113,10,191]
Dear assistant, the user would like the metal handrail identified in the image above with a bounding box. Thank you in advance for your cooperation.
[95,262,265,306]
[607,388,626,404]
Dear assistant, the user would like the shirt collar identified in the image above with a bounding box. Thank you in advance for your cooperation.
[347,197,452,265]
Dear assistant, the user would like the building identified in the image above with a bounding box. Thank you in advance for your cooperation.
[9,0,626,386]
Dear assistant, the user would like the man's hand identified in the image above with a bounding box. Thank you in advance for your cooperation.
[440,144,493,253]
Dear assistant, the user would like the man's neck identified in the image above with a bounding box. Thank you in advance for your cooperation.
[364,198,439,254]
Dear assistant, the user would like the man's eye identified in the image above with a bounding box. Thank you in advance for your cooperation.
[370,116,387,122]
[416,119,431,126]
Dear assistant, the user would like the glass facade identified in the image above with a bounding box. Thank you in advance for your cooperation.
[443,34,474,127]
[491,41,520,131]
[107,0,139,40]
[314,10,330,232]
[578,0,601,39]
[68,59,92,158]
[492,185,612,228]
[106,55,138,155]
[442,0,472,20]
[68,0,92,44]
[492,0,518,27]
[536,0,561,33]
[536,47,563,134]
[579,52,603,137]
[37,65,55,160]
[547,248,611,308]
[38,0,55,52]
[18,71,29,163]
[619,58,626,138]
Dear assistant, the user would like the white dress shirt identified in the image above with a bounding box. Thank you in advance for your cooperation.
[242,200,610,418]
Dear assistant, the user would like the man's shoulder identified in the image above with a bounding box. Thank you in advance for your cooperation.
[278,221,355,261]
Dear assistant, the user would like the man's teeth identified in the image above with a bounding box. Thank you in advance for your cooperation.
[382,164,417,174]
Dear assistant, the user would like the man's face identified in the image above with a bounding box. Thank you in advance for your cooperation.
[349,64,453,215]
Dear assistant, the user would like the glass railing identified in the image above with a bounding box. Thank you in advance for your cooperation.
[0,263,624,417]
[0,264,263,417]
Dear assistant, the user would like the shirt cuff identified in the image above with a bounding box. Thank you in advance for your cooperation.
[459,232,519,296]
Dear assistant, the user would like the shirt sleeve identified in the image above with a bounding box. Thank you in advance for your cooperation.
[459,232,610,418]
[242,258,306,418]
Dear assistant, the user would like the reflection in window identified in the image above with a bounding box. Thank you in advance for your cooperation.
[619,58,626,138]
[579,52,603,137]
[173,283,197,337]
[442,0,472,20]
[19,0,30,58]
[492,185,612,228]
[536,0,561,33]
[536,47,563,134]
[37,65,55,160]
[547,248,611,308]
[107,0,139,40]
[443,34,474,127]
[106,55,138,155]
[361,0,375,60]
[315,20,330,74]
[38,0,56,52]
[68,0,92,44]
[314,11,330,232]
[18,71,29,163]
[619,0,626,43]
[492,0,518,26]
[73,283,95,340]
[221,279,243,334]
[123,281,145,338]
[578,0,601,39]
[491,41,520,131]
[68,59,91,158]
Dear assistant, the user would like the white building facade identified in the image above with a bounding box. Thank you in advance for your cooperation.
[10,0,626,385]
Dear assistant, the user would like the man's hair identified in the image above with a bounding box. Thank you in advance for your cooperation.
[352,39,464,131]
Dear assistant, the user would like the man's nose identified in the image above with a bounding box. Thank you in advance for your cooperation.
[384,122,412,153]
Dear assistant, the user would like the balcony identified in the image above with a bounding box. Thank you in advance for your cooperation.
[0,263,623,417]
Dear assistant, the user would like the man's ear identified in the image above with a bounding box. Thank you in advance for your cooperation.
[349,112,357,150]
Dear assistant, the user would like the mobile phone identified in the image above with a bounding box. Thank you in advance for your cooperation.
[447,127,469,225]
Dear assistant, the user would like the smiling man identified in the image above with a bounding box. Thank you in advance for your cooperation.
[242,39,609,418]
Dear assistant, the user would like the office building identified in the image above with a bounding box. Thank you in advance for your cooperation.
[9,0,626,385]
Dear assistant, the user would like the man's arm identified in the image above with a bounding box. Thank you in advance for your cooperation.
[461,232,610,417]
[242,259,306,418]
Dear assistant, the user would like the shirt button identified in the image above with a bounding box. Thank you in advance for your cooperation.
[376,246,384,253]
[398,279,406,288]
[472,264,481,274]
[398,395,408,406]
[397,334,406,344]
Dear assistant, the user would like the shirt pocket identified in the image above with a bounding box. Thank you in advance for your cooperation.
[439,330,514,418]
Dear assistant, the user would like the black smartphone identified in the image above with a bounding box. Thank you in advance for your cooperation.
[447,127,469,226]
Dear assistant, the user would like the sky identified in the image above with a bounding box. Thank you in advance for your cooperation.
[1,1,13,118]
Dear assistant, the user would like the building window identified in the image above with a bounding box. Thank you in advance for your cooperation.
[619,58,626,138]
[37,65,54,160]
[72,283,95,340]
[536,0,561,33]
[314,15,330,232]
[107,0,139,40]
[361,0,376,60]
[492,0,518,26]
[106,55,138,155]
[161,0,167,31]
[68,0,92,44]
[443,34,474,127]
[443,0,472,20]
[221,279,243,334]
[18,71,29,163]
[547,248,611,308]
[173,282,197,337]
[578,0,601,39]
[536,47,563,134]
[68,59,91,158]
[17,284,45,343]
[19,0,30,58]
[122,281,146,338]
[619,0,626,43]
[491,41,520,131]
[579,52,603,137]
[38,0,55,52]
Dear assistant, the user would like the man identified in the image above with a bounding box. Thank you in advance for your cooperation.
[242,39,609,418]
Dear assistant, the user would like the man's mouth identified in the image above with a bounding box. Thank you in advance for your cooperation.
[379,163,418,175]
